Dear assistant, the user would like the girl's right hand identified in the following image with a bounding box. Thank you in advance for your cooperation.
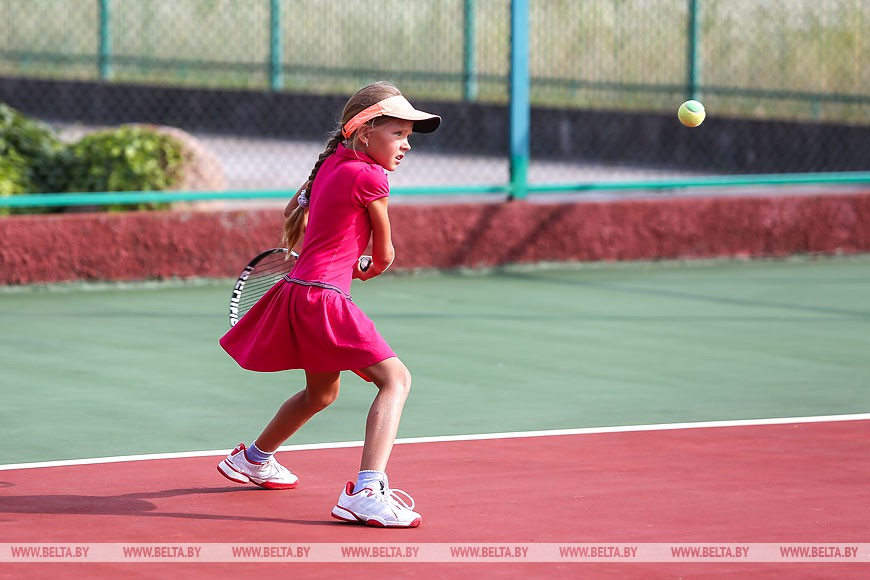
[354,255,376,280]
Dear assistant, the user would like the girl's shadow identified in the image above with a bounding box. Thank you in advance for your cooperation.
[0,483,330,526]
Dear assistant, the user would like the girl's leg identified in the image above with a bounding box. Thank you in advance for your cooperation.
[331,357,420,528]
[219,372,340,489]
[254,371,341,452]
[356,357,412,472]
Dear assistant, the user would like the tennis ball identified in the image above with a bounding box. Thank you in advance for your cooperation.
[678,100,706,127]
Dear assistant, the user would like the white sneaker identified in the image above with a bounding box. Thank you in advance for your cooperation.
[331,481,422,528]
[217,443,298,490]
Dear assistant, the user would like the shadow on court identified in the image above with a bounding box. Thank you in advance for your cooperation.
[0,485,333,526]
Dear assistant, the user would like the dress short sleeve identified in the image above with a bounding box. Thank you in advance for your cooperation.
[353,164,390,207]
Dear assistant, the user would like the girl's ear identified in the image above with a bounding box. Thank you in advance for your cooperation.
[349,126,371,149]
[356,124,372,143]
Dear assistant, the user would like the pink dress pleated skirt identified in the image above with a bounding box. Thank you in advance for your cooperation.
[219,278,396,375]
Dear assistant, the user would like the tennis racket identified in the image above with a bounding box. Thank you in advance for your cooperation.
[229,249,372,326]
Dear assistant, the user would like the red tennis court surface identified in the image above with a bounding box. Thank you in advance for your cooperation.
[1,418,869,578]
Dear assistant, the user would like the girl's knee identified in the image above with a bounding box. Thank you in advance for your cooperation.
[305,385,339,412]
[366,358,412,396]
[401,367,412,393]
[386,367,412,398]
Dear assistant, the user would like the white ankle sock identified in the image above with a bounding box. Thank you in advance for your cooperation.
[355,470,387,491]
[246,442,274,464]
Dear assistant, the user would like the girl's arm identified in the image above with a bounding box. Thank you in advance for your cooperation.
[356,197,394,280]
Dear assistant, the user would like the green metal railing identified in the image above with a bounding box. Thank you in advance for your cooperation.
[90,0,483,99]
[463,0,478,101]
[686,0,701,102]
[3,172,869,209]
[509,0,530,200]
[98,0,112,80]
[268,0,282,91]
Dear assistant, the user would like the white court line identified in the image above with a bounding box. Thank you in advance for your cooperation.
[1,413,868,472]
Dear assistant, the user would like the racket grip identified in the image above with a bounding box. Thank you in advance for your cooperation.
[359,255,372,271]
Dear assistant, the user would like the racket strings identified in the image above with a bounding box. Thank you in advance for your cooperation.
[235,251,293,319]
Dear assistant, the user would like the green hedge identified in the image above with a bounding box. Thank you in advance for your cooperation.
[0,103,63,196]
[1,103,185,213]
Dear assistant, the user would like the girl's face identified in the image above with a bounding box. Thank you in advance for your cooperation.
[364,118,413,171]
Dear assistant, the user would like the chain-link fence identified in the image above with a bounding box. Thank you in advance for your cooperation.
[0,0,868,203]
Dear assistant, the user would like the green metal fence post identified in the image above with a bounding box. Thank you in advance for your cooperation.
[463,0,478,101]
[509,0,530,200]
[687,0,701,101]
[269,0,283,90]
[98,0,112,80]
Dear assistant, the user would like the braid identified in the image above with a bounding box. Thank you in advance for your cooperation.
[281,128,343,251]
[306,129,343,196]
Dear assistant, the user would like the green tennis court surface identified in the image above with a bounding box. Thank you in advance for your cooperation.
[3,255,869,465]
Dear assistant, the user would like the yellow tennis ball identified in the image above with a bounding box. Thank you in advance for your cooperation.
[678,100,706,127]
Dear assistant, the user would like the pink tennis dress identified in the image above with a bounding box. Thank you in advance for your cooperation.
[219,144,396,375]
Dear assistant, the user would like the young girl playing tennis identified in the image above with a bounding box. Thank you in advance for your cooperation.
[217,81,440,528]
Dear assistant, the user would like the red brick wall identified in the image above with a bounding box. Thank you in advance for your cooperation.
[2,193,868,285]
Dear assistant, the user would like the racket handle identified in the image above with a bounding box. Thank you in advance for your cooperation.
[359,255,372,271]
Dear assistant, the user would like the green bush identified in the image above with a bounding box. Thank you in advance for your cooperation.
[63,126,185,193]
[0,104,186,213]
[0,103,64,197]
[0,150,30,196]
